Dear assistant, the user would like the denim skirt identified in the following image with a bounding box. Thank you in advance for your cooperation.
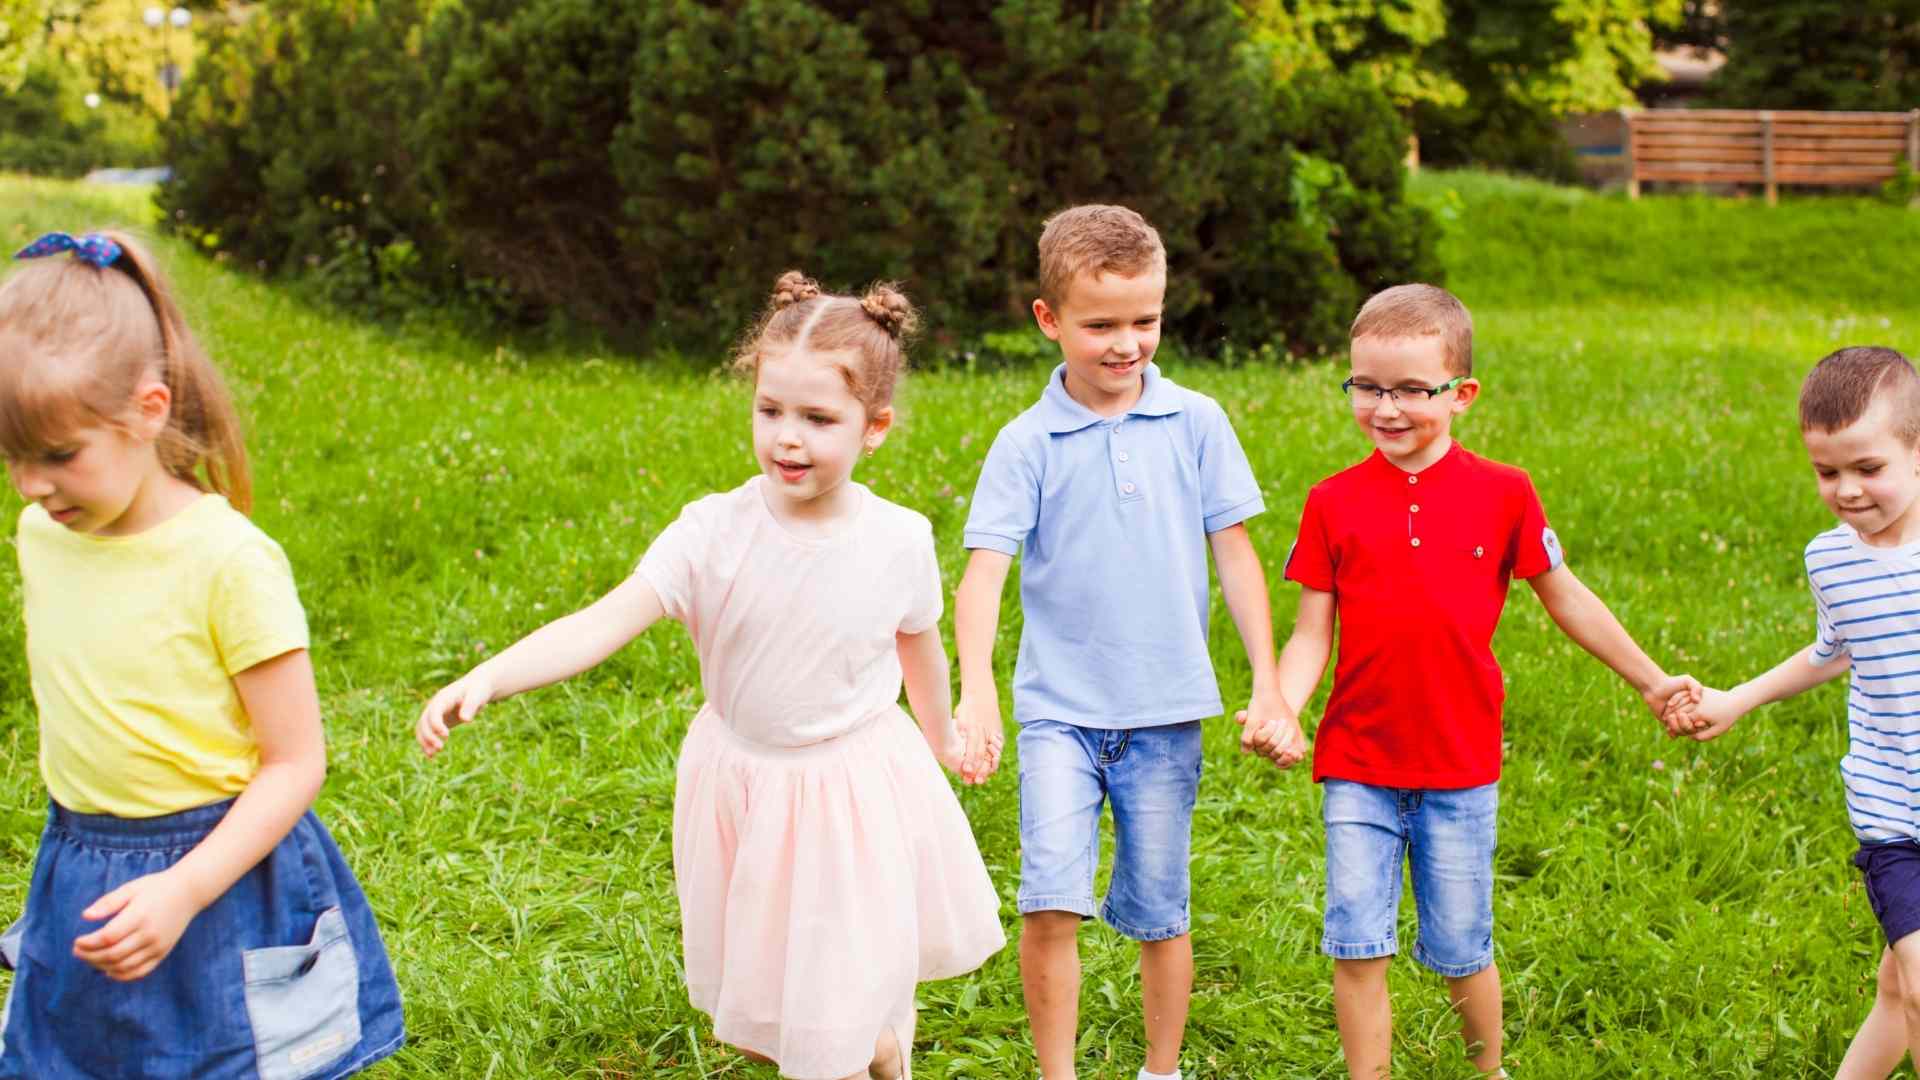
[0,799,404,1079]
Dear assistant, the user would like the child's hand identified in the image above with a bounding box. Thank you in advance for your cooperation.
[1642,672,1704,735]
[1236,691,1307,769]
[416,669,496,757]
[953,693,1003,785]
[1683,686,1743,741]
[72,869,202,982]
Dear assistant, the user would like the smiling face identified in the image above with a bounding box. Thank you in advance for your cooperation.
[1034,267,1165,417]
[1804,396,1920,547]
[750,347,891,523]
[1346,333,1479,473]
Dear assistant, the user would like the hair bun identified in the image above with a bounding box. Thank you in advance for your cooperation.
[860,283,917,339]
[772,270,822,309]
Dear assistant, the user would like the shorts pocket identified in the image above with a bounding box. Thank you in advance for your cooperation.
[243,906,361,1080]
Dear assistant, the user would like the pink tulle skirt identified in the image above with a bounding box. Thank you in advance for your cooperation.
[673,705,1006,1079]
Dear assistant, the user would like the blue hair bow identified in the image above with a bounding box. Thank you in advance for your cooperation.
[14,232,124,269]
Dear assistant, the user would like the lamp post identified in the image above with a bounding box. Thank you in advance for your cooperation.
[143,6,192,113]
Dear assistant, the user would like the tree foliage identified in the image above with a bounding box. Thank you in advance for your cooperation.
[1245,0,1679,177]
[1699,0,1920,112]
[161,0,1441,355]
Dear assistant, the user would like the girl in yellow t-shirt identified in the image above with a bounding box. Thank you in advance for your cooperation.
[0,231,403,1079]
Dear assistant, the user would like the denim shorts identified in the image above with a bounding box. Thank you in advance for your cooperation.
[1855,839,1920,947]
[1321,779,1498,978]
[0,799,405,1079]
[1016,719,1202,942]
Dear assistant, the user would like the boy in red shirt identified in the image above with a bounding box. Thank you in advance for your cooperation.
[1243,284,1701,1078]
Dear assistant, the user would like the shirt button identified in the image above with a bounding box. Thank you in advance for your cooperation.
[1122,482,1137,494]
[1408,476,1418,485]
[1410,537,1421,548]
[1117,451,1130,463]
[1410,504,1420,513]
[1474,545,1484,558]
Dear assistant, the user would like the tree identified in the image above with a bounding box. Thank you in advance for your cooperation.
[0,0,52,90]
[1704,0,1920,112]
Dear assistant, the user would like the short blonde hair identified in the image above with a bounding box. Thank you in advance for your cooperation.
[1037,205,1166,309]
[1350,284,1474,377]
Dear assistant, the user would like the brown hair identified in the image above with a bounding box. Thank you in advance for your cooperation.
[0,230,251,512]
[1350,283,1474,377]
[732,270,917,416]
[1800,346,1920,444]
[1037,204,1166,309]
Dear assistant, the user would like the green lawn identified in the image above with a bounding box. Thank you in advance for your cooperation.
[2,171,1918,1077]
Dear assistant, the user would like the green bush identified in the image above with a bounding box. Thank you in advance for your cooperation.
[156,0,443,302]
[0,56,159,177]
[160,0,1441,356]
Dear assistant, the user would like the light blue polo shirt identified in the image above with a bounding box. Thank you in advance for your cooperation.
[963,363,1264,729]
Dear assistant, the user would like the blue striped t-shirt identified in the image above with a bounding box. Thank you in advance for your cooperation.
[1808,524,1920,843]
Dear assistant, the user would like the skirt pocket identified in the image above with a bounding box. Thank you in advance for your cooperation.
[241,906,361,1080]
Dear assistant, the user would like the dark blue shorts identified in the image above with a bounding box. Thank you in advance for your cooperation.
[0,799,405,1079]
[1855,840,1920,947]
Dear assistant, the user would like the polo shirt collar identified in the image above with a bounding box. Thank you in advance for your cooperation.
[1037,362,1183,435]
[1366,439,1465,483]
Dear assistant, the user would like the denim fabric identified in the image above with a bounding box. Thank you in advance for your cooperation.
[0,800,404,1079]
[1017,719,1203,941]
[1321,779,1498,977]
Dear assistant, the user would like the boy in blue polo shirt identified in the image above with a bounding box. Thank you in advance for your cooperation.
[954,204,1298,1080]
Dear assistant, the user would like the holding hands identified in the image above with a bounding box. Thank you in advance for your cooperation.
[1660,684,1743,741]
[1236,685,1308,770]
[945,693,1005,785]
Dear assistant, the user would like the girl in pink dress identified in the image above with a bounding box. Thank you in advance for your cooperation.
[416,272,1006,1079]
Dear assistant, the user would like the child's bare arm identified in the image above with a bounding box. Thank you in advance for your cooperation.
[899,625,989,783]
[1684,644,1851,741]
[1277,587,1336,714]
[74,648,326,981]
[1242,586,1333,768]
[416,572,666,755]
[1526,564,1700,722]
[1211,524,1301,767]
[953,549,1013,778]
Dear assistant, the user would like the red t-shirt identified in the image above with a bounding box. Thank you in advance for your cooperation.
[1285,443,1560,789]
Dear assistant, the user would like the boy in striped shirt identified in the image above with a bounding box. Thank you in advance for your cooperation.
[1680,346,1920,1077]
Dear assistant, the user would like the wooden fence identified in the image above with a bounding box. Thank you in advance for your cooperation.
[1628,109,1920,205]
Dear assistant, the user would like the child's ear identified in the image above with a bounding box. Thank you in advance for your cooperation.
[130,379,173,440]
[1032,298,1064,342]
[1450,377,1481,414]
[865,406,895,451]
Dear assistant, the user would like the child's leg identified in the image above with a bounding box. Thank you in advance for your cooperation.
[1405,782,1501,1075]
[1023,911,1085,1078]
[1334,956,1394,1078]
[1102,721,1204,1076]
[1015,721,1109,1080]
[1837,947,1907,1080]
[1850,841,1920,1077]
[1321,780,1409,1080]
[1140,933,1194,1074]
[1444,963,1503,1075]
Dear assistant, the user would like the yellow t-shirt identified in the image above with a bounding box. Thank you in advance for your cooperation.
[16,494,310,818]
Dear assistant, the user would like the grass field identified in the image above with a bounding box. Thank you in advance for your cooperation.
[2,171,1919,1077]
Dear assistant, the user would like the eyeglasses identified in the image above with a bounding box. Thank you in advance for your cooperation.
[1341,375,1465,406]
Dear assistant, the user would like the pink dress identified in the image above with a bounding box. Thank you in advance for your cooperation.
[637,478,1005,1079]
